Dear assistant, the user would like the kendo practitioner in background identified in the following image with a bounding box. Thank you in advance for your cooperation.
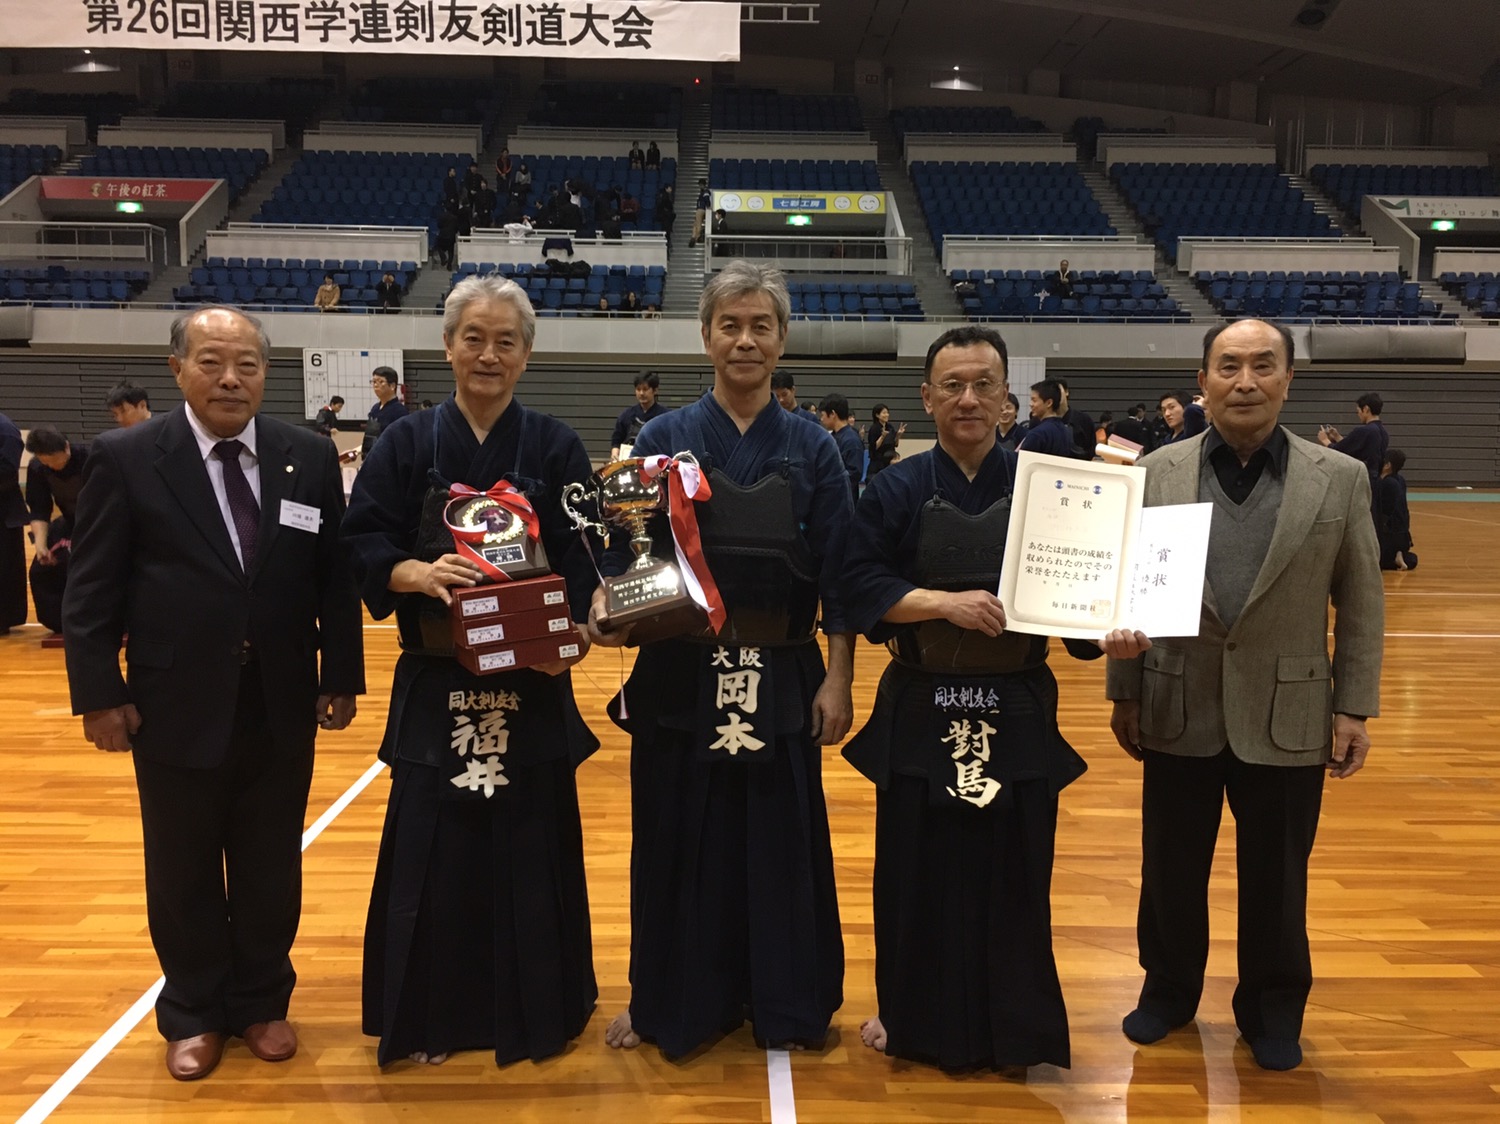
[342,276,601,1067]
[590,260,854,1059]
[23,425,89,637]
[608,371,671,460]
[842,325,1148,1072]
[0,411,26,633]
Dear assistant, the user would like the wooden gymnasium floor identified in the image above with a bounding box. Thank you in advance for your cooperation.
[4,495,1500,1123]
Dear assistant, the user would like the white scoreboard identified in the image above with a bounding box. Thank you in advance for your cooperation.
[302,348,406,420]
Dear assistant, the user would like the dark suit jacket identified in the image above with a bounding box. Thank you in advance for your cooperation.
[62,407,364,768]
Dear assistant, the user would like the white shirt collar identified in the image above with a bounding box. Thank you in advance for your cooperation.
[184,406,257,462]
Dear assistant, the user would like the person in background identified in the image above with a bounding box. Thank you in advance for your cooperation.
[0,411,25,634]
[770,370,818,420]
[996,391,1027,451]
[107,382,153,428]
[1020,380,1072,458]
[375,272,402,313]
[609,372,671,460]
[1053,378,1095,460]
[314,274,341,312]
[818,392,866,504]
[1376,448,1416,570]
[645,140,661,171]
[362,367,408,460]
[24,425,88,639]
[628,141,645,170]
[690,179,711,246]
[866,404,904,478]
[1319,391,1388,507]
[314,396,345,436]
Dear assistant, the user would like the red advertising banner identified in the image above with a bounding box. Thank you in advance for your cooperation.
[39,177,219,202]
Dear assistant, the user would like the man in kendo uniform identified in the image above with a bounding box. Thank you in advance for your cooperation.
[589,260,854,1060]
[841,324,1147,1072]
[608,372,671,460]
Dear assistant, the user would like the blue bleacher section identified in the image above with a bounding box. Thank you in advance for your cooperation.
[159,79,333,132]
[712,89,862,132]
[1111,162,1337,263]
[708,158,880,191]
[255,151,473,233]
[1192,269,1454,325]
[1309,163,1498,220]
[173,256,419,312]
[346,77,503,137]
[911,161,1115,249]
[528,83,681,130]
[450,262,666,316]
[517,155,675,230]
[789,279,923,322]
[0,265,150,307]
[1437,271,1500,320]
[0,143,63,198]
[950,269,1183,323]
[890,105,1047,138]
[75,146,268,202]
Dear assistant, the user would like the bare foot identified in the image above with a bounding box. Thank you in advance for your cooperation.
[604,1010,641,1049]
[408,1051,449,1065]
[859,1016,888,1051]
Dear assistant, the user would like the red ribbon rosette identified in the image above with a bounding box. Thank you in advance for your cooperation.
[443,481,541,582]
[638,454,727,633]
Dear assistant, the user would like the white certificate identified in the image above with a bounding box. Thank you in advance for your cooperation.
[998,452,1209,640]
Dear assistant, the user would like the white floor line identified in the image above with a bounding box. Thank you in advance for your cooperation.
[1385,631,1500,639]
[16,758,389,1124]
[767,1049,797,1124]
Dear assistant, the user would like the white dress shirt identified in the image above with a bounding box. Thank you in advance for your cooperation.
[184,407,261,569]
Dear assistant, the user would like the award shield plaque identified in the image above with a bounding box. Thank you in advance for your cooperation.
[443,489,549,583]
[563,456,710,644]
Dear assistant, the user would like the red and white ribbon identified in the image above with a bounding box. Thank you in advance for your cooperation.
[638,454,726,633]
[445,481,539,582]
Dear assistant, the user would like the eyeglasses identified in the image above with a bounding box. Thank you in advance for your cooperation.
[930,377,1004,399]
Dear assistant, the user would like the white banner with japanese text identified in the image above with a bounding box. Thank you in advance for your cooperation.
[6,0,740,61]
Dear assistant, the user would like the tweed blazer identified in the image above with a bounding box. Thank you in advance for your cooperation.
[1105,427,1383,765]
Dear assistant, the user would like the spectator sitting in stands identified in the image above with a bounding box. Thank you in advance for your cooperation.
[504,214,534,243]
[495,147,513,186]
[620,192,640,224]
[593,295,612,318]
[106,381,152,428]
[645,140,661,170]
[510,162,532,203]
[314,395,344,435]
[601,211,623,241]
[375,272,402,313]
[643,303,661,319]
[622,291,641,316]
[1047,259,1075,298]
[628,140,645,170]
[1376,449,1416,571]
[314,273,341,311]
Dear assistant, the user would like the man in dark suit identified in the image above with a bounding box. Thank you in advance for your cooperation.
[1106,319,1383,1071]
[62,305,365,1081]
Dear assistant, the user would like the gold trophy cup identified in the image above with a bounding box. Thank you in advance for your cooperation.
[563,456,709,644]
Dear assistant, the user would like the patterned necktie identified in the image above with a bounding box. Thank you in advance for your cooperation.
[213,439,260,571]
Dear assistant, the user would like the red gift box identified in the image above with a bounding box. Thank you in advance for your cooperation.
[455,632,584,676]
[451,574,569,625]
[458,606,575,650]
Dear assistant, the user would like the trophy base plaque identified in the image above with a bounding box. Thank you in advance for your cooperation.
[598,559,710,646]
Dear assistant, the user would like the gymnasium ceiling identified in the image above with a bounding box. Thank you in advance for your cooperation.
[739,0,1500,105]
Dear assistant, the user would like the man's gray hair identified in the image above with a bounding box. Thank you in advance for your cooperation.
[169,304,270,361]
[443,275,536,349]
[698,259,790,336]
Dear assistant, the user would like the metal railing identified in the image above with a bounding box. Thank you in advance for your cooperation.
[705,232,911,275]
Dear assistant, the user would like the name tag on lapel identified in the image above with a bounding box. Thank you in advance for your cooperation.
[279,499,322,533]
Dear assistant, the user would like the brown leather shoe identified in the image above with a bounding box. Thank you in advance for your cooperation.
[165,1032,225,1081]
[242,1019,298,1062]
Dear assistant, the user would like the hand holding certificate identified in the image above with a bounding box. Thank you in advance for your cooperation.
[998,451,1211,640]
